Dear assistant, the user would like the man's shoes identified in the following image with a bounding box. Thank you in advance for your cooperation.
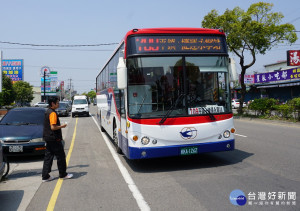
[63,173,73,179]
[42,176,54,182]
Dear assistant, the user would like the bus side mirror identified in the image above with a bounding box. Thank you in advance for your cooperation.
[117,57,127,89]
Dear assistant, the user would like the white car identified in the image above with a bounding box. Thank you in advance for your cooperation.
[72,96,89,117]
[232,99,246,109]
[34,102,49,108]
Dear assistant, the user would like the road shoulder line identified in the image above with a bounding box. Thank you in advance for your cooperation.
[92,116,150,211]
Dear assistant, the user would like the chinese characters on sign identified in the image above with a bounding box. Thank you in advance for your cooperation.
[127,35,227,55]
[254,67,300,83]
[287,50,300,66]
[1,59,24,82]
[247,191,296,206]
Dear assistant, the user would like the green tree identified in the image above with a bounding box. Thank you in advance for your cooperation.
[13,81,34,106]
[87,90,96,102]
[202,2,297,114]
[0,75,16,107]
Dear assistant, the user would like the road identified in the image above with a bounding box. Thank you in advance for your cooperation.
[0,106,299,211]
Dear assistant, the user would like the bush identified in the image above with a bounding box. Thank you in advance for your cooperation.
[276,104,292,118]
[248,98,278,116]
[289,97,300,120]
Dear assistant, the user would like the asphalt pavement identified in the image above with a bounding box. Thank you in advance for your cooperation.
[0,107,299,210]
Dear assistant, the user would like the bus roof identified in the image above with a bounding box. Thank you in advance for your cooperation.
[124,28,225,38]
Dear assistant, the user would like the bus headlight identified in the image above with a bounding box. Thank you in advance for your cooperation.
[223,130,230,138]
[141,136,150,145]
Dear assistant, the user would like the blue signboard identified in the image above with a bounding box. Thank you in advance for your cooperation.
[1,59,24,82]
[254,67,300,84]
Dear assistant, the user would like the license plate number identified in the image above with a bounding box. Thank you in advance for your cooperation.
[9,145,23,152]
[180,146,198,156]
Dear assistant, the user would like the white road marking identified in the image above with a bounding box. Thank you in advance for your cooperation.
[92,116,150,211]
[235,133,247,138]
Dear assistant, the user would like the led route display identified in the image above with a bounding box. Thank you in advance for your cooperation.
[127,35,227,55]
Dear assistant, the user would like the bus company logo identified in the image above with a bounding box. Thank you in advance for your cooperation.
[179,127,197,140]
[229,189,247,206]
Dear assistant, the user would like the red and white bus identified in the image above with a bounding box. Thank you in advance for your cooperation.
[96,28,235,159]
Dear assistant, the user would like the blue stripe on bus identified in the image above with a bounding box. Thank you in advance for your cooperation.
[127,139,234,159]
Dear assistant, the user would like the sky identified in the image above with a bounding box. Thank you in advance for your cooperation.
[1,0,299,94]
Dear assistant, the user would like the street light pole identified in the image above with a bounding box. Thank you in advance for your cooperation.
[44,70,46,102]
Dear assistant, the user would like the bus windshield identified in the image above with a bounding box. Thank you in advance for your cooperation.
[127,56,231,118]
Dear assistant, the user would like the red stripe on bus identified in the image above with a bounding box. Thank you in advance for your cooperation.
[127,113,233,125]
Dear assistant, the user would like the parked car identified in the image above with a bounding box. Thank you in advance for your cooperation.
[0,142,5,180]
[232,99,246,109]
[34,102,49,108]
[0,107,46,156]
[62,101,72,112]
[56,101,69,117]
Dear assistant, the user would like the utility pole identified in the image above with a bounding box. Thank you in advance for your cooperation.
[68,78,72,100]
[43,70,46,102]
[0,51,2,92]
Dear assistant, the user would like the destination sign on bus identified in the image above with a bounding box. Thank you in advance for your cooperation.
[127,35,227,55]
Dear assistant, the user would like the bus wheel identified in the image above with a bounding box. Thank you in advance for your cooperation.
[113,124,122,154]
[99,115,105,132]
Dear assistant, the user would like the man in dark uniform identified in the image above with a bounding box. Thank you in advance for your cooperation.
[42,96,73,182]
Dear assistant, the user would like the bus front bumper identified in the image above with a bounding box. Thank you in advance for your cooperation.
[128,139,234,159]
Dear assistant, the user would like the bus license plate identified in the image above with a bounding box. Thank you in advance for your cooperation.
[180,147,198,156]
[9,145,23,152]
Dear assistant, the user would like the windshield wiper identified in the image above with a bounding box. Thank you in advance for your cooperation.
[201,107,216,121]
[137,92,148,114]
[159,94,185,125]
[0,123,11,125]
[23,122,38,125]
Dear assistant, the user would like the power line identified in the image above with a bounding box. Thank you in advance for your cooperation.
[0,41,118,47]
[0,47,114,52]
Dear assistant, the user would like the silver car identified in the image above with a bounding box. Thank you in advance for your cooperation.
[34,102,49,108]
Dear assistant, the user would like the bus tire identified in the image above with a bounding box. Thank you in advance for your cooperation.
[113,123,122,154]
[99,115,105,132]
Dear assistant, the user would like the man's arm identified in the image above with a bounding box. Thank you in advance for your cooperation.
[50,124,67,131]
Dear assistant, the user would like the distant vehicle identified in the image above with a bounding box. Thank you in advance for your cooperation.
[232,99,246,109]
[63,101,72,110]
[0,107,46,156]
[93,99,97,106]
[56,102,69,117]
[72,96,89,117]
[34,102,49,108]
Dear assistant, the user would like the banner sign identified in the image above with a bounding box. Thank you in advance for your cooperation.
[287,50,300,66]
[254,67,300,84]
[239,74,254,84]
[41,69,58,96]
[1,59,23,82]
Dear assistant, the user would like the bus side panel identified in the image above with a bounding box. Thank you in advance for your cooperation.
[97,90,114,138]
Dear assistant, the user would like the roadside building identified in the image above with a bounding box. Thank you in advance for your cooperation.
[31,86,42,106]
[252,61,300,103]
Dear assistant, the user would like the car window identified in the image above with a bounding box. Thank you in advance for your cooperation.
[0,109,45,125]
[73,99,88,105]
[59,103,68,108]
